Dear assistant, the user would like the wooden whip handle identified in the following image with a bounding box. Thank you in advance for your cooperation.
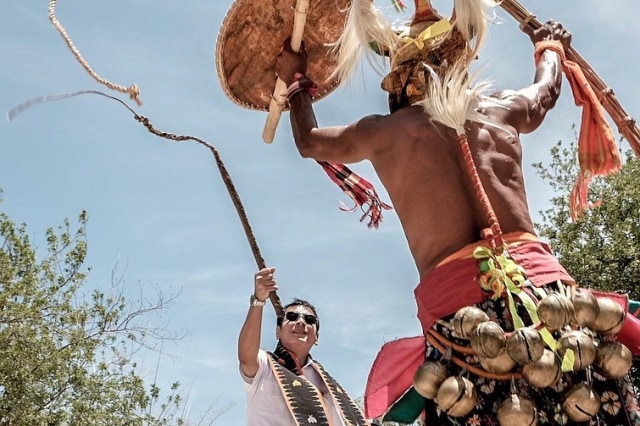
[262,0,309,143]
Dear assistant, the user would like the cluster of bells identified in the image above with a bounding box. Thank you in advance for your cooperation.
[413,289,633,424]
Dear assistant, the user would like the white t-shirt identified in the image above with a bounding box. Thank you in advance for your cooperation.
[242,349,347,426]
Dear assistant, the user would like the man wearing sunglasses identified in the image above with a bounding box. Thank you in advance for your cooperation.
[238,267,368,425]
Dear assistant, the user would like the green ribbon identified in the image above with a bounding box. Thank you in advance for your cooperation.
[561,348,576,372]
[474,246,531,328]
[473,246,574,370]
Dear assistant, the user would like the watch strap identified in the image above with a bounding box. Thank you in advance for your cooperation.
[250,294,266,307]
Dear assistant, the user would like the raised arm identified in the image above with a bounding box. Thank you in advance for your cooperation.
[494,21,572,134]
[275,40,390,164]
[237,267,277,378]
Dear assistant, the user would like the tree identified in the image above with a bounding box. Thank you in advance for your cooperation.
[0,196,228,425]
[533,134,640,393]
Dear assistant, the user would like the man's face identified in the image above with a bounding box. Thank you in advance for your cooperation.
[276,305,318,353]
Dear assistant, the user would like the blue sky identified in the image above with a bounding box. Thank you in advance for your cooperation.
[1,0,639,423]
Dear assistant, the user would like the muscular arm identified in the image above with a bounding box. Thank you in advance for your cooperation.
[287,91,390,163]
[492,21,570,135]
[277,40,392,164]
[497,49,562,134]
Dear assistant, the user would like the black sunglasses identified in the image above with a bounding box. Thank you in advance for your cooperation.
[284,311,318,326]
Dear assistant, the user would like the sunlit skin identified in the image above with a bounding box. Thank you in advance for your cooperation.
[275,22,571,278]
[276,306,318,363]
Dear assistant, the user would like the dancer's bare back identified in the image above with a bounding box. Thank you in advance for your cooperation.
[276,21,571,277]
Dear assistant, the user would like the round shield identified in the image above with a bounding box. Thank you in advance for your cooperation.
[216,0,350,111]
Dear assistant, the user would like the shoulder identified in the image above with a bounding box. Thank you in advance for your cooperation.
[355,106,425,130]
[375,106,432,137]
[258,349,270,365]
[490,89,519,100]
[484,91,527,111]
[480,92,530,130]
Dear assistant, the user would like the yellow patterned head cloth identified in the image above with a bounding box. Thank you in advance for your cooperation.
[382,0,470,110]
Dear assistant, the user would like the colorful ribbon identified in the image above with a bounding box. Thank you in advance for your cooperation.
[391,0,407,13]
[400,18,452,50]
[473,246,575,372]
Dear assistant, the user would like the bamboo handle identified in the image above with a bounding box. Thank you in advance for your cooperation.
[262,0,310,143]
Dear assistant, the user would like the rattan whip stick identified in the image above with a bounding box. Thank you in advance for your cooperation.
[499,0,640,155]
[262,0,310,143]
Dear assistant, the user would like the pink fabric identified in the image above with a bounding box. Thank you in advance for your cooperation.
[507,240,575,287]
[414,257,487,336]
[414,239,574,334]
[589,290,640,356]
[618,314,640,356]
[364,336,426,419]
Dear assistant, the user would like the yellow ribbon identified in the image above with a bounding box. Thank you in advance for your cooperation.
[400,19,452,50]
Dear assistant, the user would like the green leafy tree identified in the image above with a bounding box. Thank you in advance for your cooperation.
[0,197,229,425]
[533,134,640,392]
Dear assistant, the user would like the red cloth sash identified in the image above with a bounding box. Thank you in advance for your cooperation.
[414,235,574,334]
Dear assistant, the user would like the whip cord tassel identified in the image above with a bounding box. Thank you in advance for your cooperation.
[48,0,142,105]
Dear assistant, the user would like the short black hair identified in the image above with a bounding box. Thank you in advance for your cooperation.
[277,298,320,331]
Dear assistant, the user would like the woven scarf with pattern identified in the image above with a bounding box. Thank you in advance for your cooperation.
[268,341,369,425]
[318,162,392,229]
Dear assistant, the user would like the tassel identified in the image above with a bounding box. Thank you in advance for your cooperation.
[535,40,621,220]
[318,161,392,228]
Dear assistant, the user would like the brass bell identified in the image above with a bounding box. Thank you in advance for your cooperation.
[470,321,506,359]
[537,292,575,330]
[572,289,600,327]
[452,306,490,339]
[594,341,633,379]
[562,383,600,422]
[590,297,625,335]
[557,330,596,371]
[436,376,477,417]
[521,349,561,388]
[506,327,544,365]
[479,348,516,374]
[498,393,538,426]
[413,361,448,399]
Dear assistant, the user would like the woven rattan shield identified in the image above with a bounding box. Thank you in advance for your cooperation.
[216,0,350,111]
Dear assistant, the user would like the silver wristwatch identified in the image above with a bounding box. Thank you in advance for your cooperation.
[250,294,266,307]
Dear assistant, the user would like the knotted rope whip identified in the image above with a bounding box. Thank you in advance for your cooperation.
[45,1,289,315]
[498,0,640,154]
[48,0,143,106]
[7,91,284,317]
